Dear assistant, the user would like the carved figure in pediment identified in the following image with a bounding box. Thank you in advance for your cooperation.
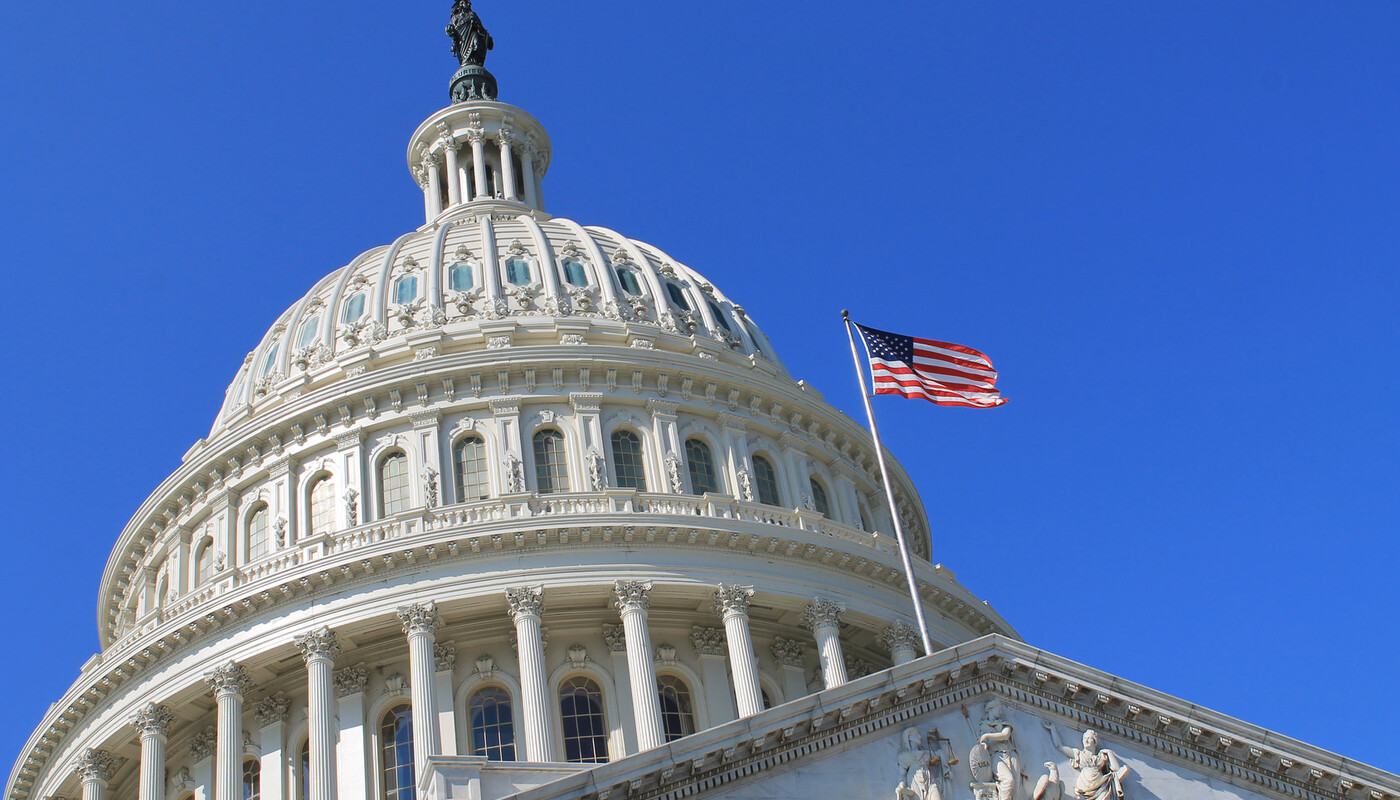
[1044,723,1129,800]
[1033,762,1064,800]
[895,726,954,800]
[970,698,1019,800]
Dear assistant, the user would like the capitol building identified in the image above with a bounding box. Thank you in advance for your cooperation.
[8,6,1398,800]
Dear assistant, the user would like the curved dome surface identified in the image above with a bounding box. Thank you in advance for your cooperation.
[214,210,785,438]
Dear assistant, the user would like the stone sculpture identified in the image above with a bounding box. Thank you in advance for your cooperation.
[1044,723,1130,800]
[894,726,954,800]
[969,698,1019,800]
[344,486,359,526]
[1034,762,1064,800]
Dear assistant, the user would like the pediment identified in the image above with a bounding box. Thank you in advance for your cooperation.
[488,635,1398,800]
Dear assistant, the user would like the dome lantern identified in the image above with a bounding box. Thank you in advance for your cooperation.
[409,1,549,221]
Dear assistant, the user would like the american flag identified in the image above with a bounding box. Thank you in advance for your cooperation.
[855,323,1007,408]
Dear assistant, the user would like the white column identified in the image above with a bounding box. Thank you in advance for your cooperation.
[602,625,638,754]
[397,602,443,778]
[294,627,341,800]
[520,141,539,208]
[76,749,117,800]
[497,130,518,200]
[802,598,848,689]
[134,703,175,800]
[507,586,555,761]
[424,155,443,218]
[334,665,369,798]
[690,627,737,725]
[468,127,488,200]
[613,580,664,751]
[443,141,461,206]
[254,694,290,800]
[204,661,251,800]
[771,637,808,700]
[881,621,923,665]
[714,585,763,717]
[433,643,460,756]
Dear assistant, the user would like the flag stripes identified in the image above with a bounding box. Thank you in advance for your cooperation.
[855,323,1007,408]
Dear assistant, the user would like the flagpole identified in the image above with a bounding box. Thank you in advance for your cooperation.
[842,309,936,657]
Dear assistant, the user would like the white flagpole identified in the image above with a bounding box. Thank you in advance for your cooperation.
[842,310,936,657]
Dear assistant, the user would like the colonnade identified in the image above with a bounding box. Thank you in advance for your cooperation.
[420,121,542,218]
[86,588,925,800]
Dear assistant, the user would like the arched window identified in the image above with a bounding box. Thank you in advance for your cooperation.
[809,478,830,517]
[506,258,531,286]
[380,704,415,800]
[761,687,774,710]
[615,268,642,296]
[751,456,781,506]
[379,452,411,516]
[449,262,474,291]
[242,758,261,800]
[394,275,419,304]
[609,430,647,491]
[533,430,569,494]
[656,675,696,742]
[298,739,309,800]
[454,435,489,502]
[707,300,732,332]
[309,476,335,535]
[685,439,720,495]
[467,686,516,761]
[246,504,271,561]
[558,676,608,763]
[195,537,215,585]
[665,282,691,310]
[296,315,319,349]
[561,259,588,287]
[343,292,366,323]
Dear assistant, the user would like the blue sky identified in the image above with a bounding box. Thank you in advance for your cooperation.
[1,0,1396,776]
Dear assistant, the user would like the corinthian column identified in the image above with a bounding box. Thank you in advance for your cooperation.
[397,601,443,777]
[801,598,848,689]
[497,129,518,200]
[880,620,922,666]
[133,703,175,800]
[294,626,342,800]
[714,584,764,718]
[613,580,664,751]
[75,748,118,800]
[204,661,251,800]
[506,586,554,761]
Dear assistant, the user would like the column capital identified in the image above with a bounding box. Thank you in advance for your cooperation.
[646,398,678,418]
[254,692,291,727]
[434,642,457,672]
[334,664,369,698]
[496,127,515,147]
[879,621,920,655]
[771,636,807,668]
[690,626,727,657]
[505,585,544,619]
[602,623,626,653]
[396,601,442,636]
[612,580,653,613]
[801,597,845,631]
[713,584,754,617]
[189,726,216,761]
[294,626,342,663]
[204,661,251,699]
[75,748,118,784]
[132,702,176,738]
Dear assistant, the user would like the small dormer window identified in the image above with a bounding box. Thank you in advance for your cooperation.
[296,315,320,348]
[562,259,588,287]
[506,258,531,286]
[665,282,691,311]
[343,292,365,323]
[394,275,419,304]
[616,268,642,296]
[449,262,474,291]
[707,301,731,331]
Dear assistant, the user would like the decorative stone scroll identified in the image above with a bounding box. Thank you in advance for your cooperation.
[188,727,217,761]
[344,487,359,526]
[770,637,806,668]
[132,702,176,737]
[254,693,290,726]
[294,626,342,663]
[612,580,652,612]
[204,661,251,698]
[434,642,457,672]
[800,597,845,632]
[75,749,120,784]
[423,465,439,508]
[714,584,754,617]
[505,585,544,619]
[880,621,921,657]
[396,601,441,636]
[691,626,726,657]
[602,623,626,653]
[333,664,368,698]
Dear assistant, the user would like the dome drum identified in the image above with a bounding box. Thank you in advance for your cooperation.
[409,102,551,220]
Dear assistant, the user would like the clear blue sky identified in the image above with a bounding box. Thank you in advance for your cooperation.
[1,0,1396,776]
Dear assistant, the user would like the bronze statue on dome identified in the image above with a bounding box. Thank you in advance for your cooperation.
[448,0,494,67]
